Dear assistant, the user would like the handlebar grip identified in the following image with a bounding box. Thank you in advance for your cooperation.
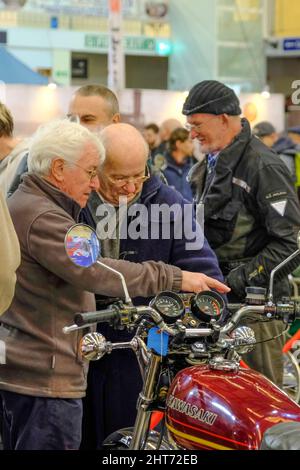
[74,308,120,327]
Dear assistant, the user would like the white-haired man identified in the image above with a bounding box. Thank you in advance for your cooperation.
[0,120,229,450]
[7,84,120,196]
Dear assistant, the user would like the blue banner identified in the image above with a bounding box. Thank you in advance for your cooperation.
[283,38,300,51]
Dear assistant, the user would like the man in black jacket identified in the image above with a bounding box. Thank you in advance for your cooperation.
[183,80,300,386]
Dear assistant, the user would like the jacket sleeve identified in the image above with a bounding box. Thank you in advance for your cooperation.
[227,161,300,300]
[0,192,20,315]
[28,210,182,299]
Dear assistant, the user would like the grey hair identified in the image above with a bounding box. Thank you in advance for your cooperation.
[28,119,105,176]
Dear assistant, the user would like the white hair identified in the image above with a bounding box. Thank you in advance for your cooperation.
[28,119,105,176]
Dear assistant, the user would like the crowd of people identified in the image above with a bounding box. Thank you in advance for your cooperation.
[0,79,300,450]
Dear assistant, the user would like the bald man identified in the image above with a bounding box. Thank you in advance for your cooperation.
[80,123,225,449]
[151,118,183,170]
[160,118,182,142]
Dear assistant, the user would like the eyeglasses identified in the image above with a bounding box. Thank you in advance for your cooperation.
[185,115,218,133]
[106,174,150,188]
[67,114,80,124]
[67,162,98,181]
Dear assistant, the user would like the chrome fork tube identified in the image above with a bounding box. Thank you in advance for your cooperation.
[129,353,161,450]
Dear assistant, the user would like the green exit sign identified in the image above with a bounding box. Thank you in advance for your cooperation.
[85,35,108,49]
[85,35,161,53]
[125,37,155,52]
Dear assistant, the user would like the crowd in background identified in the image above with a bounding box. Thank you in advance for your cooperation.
[2,99,300,205]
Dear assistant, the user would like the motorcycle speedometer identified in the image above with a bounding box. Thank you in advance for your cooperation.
[191,291,225,323]
[150,291,185,324]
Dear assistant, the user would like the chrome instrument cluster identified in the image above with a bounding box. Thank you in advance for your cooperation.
[150,290,225,326]
[150,291,185,324]
[191,291,225,323]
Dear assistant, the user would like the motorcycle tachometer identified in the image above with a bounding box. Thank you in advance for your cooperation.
[150,291,185,324]
[191,291,225,323]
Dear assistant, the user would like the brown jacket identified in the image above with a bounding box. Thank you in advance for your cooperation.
[0,175,181,398]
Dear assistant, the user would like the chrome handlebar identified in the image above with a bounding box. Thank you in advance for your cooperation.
[63,299,300,338]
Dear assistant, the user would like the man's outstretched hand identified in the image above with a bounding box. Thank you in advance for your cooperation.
[181,271,230,294]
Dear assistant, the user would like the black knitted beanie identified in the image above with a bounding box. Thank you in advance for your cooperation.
[182,80,241,116]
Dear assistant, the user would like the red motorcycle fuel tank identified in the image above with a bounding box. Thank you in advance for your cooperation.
[166,364,300,450]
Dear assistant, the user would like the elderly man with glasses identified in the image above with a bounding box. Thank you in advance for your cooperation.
[183,79,300,389]
[0,119,229,450]
[80,122,225,449]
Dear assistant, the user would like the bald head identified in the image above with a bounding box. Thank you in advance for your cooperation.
[98,123,149,205]
[160,118,182,142]
[101,123,148,167]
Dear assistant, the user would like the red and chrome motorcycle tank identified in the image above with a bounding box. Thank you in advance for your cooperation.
[166,364,300,450]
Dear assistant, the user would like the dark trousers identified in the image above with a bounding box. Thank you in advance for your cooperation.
[81,324,143,449]
[0,390,82,450]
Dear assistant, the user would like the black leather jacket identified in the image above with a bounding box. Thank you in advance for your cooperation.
[189,119,300,301]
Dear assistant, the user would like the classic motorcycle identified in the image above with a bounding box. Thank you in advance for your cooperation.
[63,224,300,451]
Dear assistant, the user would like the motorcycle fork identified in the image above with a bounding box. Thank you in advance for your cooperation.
[129,353,162,450]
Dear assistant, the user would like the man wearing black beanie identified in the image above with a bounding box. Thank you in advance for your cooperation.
[183,80,300,387]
